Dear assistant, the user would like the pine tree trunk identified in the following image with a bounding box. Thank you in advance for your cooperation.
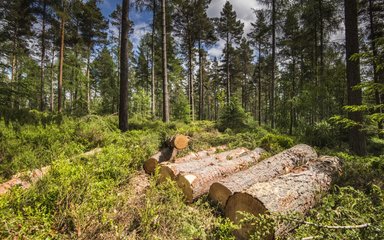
[40,0,47,111]
[119,0,130,131]
[209,144,317,208]
[199,39,204,120]
[151,0,156,118]
[344,0,367,155]
[159,147,249,182]
[258,42,262,125]
[58,16,65,113]
[188,37,194,121]
[50,49,55,112]
[177,148,265,202]
[225,156,340,240]
[162,0,169,122]
[271,0,276,128]
[86,48,91,114]
[226,35,231,104]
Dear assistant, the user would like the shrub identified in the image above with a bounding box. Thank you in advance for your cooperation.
[217,99,251,132]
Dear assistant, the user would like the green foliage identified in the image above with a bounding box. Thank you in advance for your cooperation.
[139,176,216,239]
[217,99,251,132]
[259,133,294,154]
[291,186,384,240]
[172,93,191,123]
[302,120,342,148]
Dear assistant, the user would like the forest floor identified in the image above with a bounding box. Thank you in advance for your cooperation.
[0,115,383,239]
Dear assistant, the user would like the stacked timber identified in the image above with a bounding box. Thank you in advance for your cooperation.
[176,148,265,202]
[225,156,341,240]
[143,134,189,174]
[209,144,317,208]
[159,147,249,181]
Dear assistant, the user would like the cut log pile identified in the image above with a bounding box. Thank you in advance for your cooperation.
[143,141,341,239]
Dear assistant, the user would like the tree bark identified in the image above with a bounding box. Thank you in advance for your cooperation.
[151,0,156,118]
[40,0,47,111]
[143,147,178,174]
[58,16,65,113]
[344,0,367,155]
[172,145,227,163]
[86,48,91,114]
[162,0,170,122]
[119,0,130,131]
[159,147,249,181]
[199,39,204,120]
[188,36,195,121]
[225,156,340,240]
[50,49,55,112]
[209,144,317,208]
[270,0,276,128]
[177,148,265,202]
[226,36,231,104]
[258,42,262,125]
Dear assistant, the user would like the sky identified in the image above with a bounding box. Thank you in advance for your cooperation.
[99,0,262,58]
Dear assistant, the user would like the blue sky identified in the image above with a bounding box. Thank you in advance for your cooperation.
[99,0,262,58]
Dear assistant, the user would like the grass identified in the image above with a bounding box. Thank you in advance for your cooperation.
[0,115,383,239]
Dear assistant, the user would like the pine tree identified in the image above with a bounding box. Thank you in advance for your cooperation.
[217,1,244,104]
[119,0,130,131]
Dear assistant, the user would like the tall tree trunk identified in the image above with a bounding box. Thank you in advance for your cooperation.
[151,0,156,118]
[58,16,65,113]
[50,49,55,112]
[86,48,91,114]
[258,42,262,125]
[40,0,47,111]
[199,39,204,120]
[188,37,194,120]
[318,0,324,119]
[226,37,231,104]
[162,0,170,122]
[119,0,130,131]
[271,0,276,128]
[344,0,367,155]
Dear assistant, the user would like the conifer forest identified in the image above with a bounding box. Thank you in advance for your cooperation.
[0,0,383,239]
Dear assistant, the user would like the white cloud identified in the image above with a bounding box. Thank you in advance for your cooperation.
[208,39,226,59]
[131,22,151,50]
[206,0,263,59]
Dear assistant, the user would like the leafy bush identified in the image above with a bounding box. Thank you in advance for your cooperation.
[301,120,343,148]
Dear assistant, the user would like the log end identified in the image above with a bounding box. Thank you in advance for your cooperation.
[143,158,157,174]
[172,134,189,150]
[208,182,232,209]
[159,165,177,182]
[225,192,270,240]
[177,174,196,203]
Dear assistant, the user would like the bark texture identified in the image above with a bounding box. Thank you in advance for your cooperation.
[225,156,341,240]
[174,145,227,163]
[143,147,178,174]
[177,148,265,202]
[159,147,248,181]
[209,144,317,208]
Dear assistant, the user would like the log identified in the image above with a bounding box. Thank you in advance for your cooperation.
[225,156,341,240]
[177,148,265,202]
[174,145,227,163]
[159,147,249,182]
[143,147,177,174]
[170,134,189,150]
[209,144,317,208]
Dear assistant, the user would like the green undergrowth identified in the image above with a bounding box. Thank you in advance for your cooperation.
[0,114,382,239]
